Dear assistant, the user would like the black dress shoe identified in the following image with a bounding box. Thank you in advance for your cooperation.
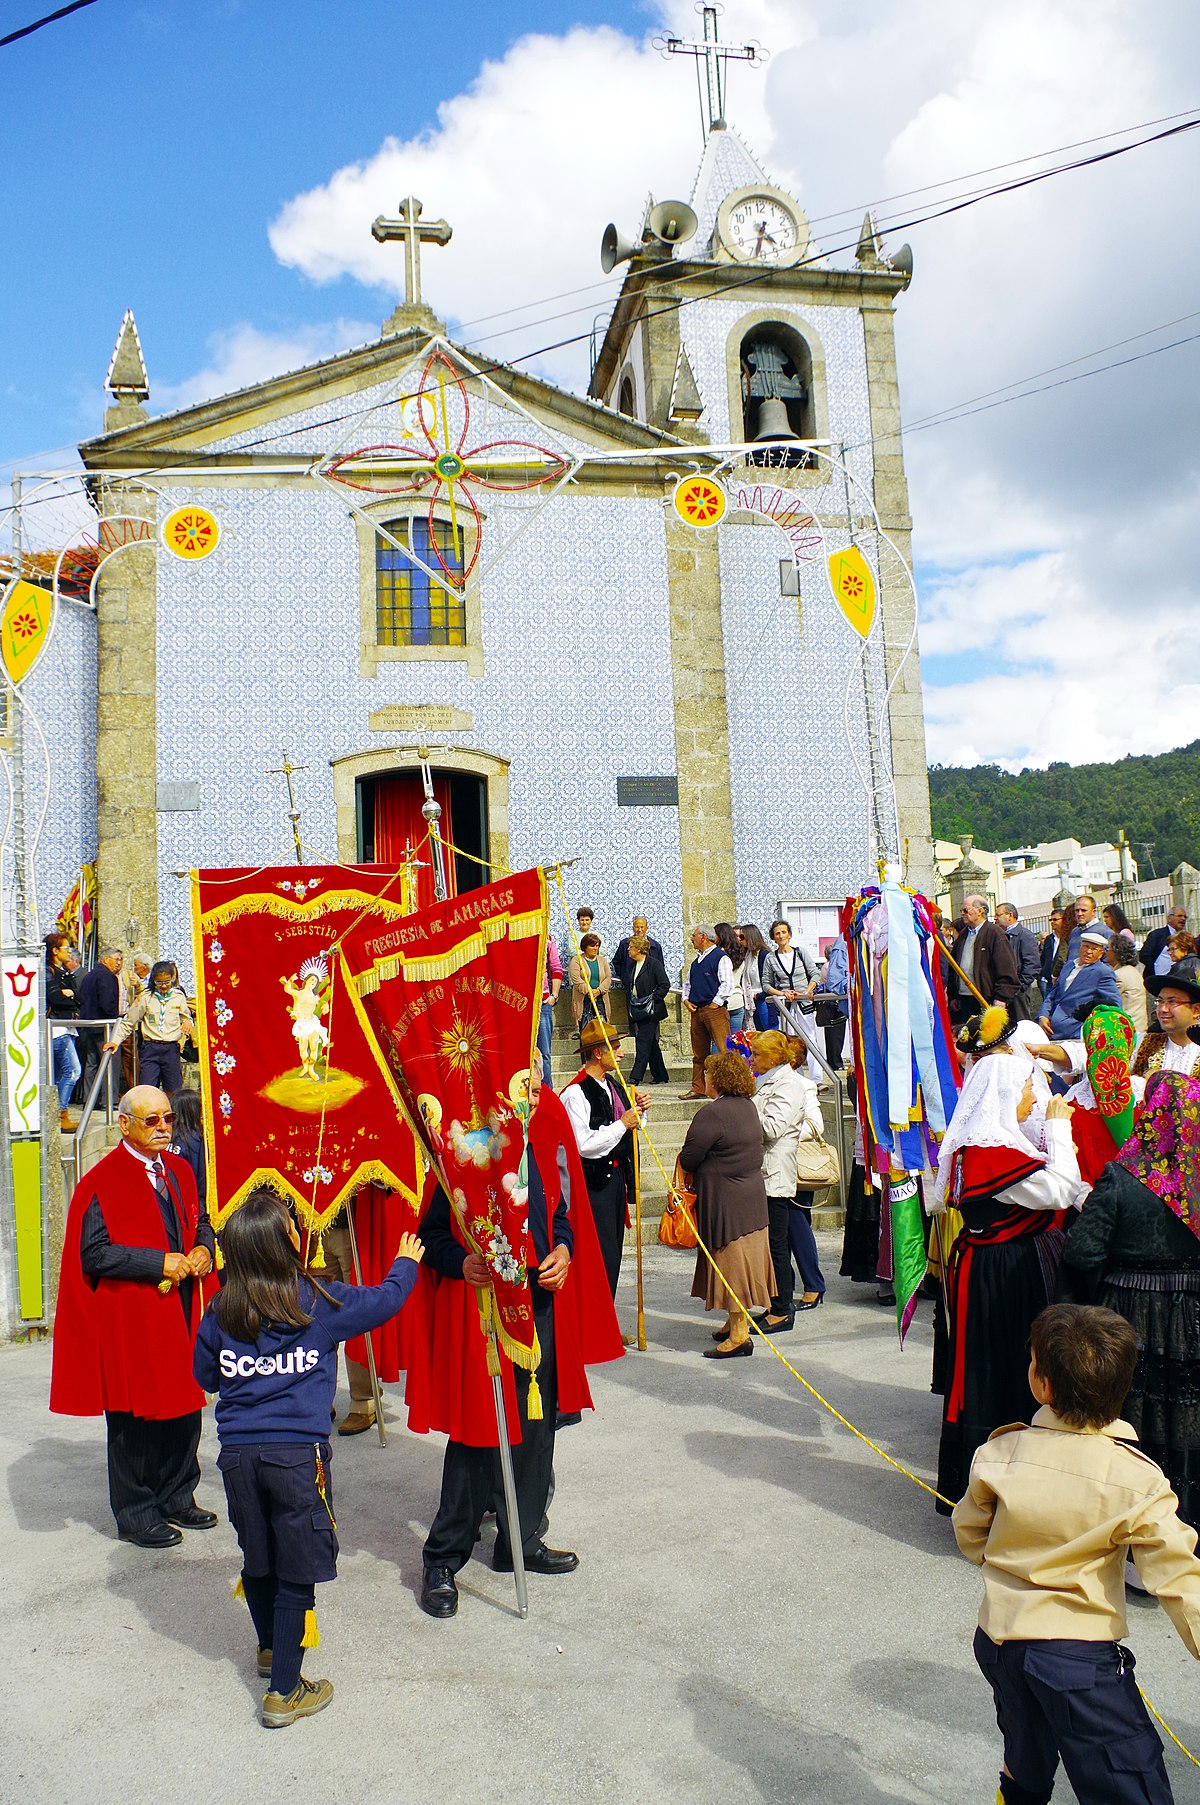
[165,1505,219,1529]
[494,1540,578,1575]
[419,1565,459,1618]
[795,1294,824,1312]
[703,1341,753,1359]
[119,1521,182,1548]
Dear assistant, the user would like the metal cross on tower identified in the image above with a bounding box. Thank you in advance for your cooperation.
[371,197,452,308]
[655,4,768,139]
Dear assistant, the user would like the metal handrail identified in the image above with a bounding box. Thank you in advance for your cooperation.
[47,1017,122,1131]
[72,1046,121,1191]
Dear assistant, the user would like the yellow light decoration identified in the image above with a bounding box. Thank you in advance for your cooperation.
[827,545,877,638]
[162,505,220,561]
[0,579,53,687]
[673,474,727,528]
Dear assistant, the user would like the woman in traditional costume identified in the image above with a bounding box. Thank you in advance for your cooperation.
[678,1051,774,1359]
[931,1005,1083,1513]
[1059,1070,1200,1531]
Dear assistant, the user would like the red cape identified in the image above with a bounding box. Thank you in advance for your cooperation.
[403,1086,623,1447]
[50,1144,207,1420]
[343,1182,425,1383]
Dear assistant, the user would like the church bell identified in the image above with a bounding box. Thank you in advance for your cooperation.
[752,398,802,443]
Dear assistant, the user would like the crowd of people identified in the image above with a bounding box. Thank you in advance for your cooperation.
[44,933,195,1131]
[42,890,1200,1795]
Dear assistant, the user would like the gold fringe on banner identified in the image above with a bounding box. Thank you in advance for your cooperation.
[198,887,413,933]
[350,907,546,995]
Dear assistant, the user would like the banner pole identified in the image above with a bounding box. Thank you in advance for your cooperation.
[489,1335,529,1619]
[344,1195,387,1449]
[632,1126,646,1351]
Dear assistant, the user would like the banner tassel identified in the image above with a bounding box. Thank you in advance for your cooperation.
[214,1239,224,1271]
[233,1576,245,1602]
[526,1372,543,1422]
[301,1610,320,1649]
[309,1234,326,1271]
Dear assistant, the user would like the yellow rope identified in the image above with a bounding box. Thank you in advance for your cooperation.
[548,867,1200,1770]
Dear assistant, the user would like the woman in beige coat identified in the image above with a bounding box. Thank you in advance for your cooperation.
[569,932,612,1034]
[751,1032,826,1329]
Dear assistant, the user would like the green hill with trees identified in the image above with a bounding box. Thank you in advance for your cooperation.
[928,741,1200,877]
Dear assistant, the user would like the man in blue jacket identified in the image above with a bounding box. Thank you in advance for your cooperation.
[1038,929,1122,1041]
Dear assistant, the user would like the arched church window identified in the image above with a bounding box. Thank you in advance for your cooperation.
[739,324,815,466]
[617,371,637,419]
[375,518,466,647]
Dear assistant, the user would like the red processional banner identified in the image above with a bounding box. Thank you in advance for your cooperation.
[189,864,424,1237]
[339,868,548,1382]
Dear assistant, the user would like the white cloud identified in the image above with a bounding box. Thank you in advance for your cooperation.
[248,2,1200,770]
[156,319,377,414]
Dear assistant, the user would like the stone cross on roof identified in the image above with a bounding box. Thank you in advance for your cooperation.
[371,197,452,309]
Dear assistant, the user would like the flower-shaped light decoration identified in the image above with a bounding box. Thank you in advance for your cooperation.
[5,964,36,999]
[323,349,572,590]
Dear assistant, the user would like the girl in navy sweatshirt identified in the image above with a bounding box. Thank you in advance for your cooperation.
[193,1188,422,1728]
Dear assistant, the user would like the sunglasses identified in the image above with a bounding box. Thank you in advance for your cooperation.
[131,1111,174,1127]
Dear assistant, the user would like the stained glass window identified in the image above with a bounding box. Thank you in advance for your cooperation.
[376,519,466,646]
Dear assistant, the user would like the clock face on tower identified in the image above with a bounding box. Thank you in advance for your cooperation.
[715,187,809,267]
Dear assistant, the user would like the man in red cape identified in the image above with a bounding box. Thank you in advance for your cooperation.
[50,1085,217,1547]
[405,1065,622,1618]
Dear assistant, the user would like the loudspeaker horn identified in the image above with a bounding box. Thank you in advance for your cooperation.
[645,200,698,246]
[601,223,642,273]
[889,242,914,287]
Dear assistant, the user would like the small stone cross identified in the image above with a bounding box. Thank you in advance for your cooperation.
[371,197,452,307]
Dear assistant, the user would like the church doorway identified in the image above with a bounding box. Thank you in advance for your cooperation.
[356,768,490,908]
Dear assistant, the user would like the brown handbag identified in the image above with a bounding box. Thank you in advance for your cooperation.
[658,1160,699,1248]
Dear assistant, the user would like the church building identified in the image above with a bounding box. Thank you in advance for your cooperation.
[59,112,933,978]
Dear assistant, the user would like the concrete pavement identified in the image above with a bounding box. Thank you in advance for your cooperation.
[3,1238,1198,1805]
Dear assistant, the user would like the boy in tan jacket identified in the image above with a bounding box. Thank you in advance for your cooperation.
[953,1303,1200,1804]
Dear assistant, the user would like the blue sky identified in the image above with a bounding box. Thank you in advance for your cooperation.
[2,0,649,456]
[4,0,1199,769]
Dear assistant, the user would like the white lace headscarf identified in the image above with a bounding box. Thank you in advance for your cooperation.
[929,1049,1046,1211]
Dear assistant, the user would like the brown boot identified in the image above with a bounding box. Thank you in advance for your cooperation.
[60,1109,74,1133]
[261,1675,334,1728]
[337,1402,376,1437]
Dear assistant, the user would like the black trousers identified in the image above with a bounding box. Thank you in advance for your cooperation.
[974,1629,1173,1805]
[424,1283,557,1572]
[139,1041,182,1095]
[822,1016,847,1069]
[105,1408,202,1534]
[629,1019,668,1084]
[586,1167,627,1298]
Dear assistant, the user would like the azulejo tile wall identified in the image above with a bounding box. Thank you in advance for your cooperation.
[153,466,684,986]
[21,601,97,941]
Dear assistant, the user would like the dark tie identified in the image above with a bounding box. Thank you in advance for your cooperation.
[152,1160,183,1252]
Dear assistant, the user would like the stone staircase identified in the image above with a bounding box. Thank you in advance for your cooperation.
[545,995,852,1242]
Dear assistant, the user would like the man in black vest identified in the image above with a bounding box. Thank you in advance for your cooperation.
[681,924,733,1096]
[561,1020,645,1298]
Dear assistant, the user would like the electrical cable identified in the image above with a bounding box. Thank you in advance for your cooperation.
[0,0,99,51]
[5,105,1200,486]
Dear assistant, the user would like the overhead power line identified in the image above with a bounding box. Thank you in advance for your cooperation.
[0,0,100,51]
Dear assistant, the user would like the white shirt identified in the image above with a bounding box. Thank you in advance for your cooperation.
[1162,1038,1200,1076]
[682,950,735,1007]
[997,1117,1085,1213]
[561,1076,629,1160]
[123,1138,167,1192]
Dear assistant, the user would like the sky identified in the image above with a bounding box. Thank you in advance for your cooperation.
[2,0,1198,771]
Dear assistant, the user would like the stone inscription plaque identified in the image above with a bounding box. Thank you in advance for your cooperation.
[616,776,680,808]
[368,705,473,735]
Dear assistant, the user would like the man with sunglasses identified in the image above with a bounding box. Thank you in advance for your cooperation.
[51,1085,217,1547]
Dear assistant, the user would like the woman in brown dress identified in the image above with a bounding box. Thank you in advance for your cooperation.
[678,1051,775,1359]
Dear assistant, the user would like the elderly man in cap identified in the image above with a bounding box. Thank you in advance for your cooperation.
[50,1084,216,1546]
[561,1019,646,1297]
[1039,927,1123,1042]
